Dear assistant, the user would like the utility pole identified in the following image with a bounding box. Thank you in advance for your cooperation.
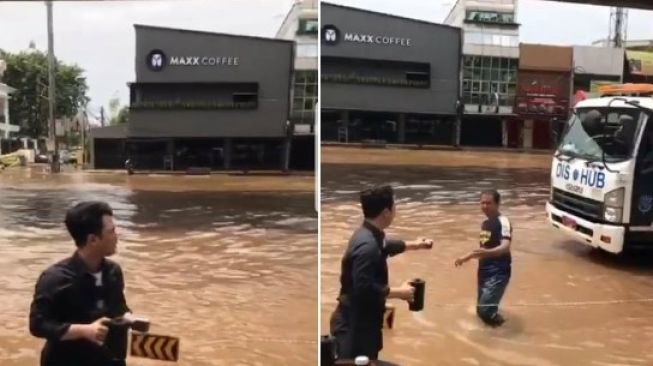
[100,106,105,127]
[46,1,60,173]
[80,109,86,166]
[609,7,628,49]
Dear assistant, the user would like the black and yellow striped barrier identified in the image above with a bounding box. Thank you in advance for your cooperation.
[130,332,180,362]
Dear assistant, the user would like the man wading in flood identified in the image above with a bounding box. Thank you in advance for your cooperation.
[330,185,434,360]
[29,201,133,366]
[455,190,512,327]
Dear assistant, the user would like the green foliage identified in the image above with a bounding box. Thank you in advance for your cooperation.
[2,50,89,138]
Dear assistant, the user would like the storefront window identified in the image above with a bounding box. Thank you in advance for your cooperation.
[297,19,318,35]
[231,139,283,169]
[292,70,318,125]
[321,57,431,88]
[466,10,515,25]
[462,55,517,107]
[297,43,318,58]
[465,32,518,48]
[405,116,454,145]
[174,139,224,170]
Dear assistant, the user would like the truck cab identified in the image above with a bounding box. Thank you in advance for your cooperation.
[546,84,653,254]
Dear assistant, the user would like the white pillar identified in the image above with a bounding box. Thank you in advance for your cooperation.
[1,93,8,139]
[501,119,508,147]
[523,119,534,149]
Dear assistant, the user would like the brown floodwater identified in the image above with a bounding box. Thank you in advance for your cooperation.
[0,166,317,366]
[321,146,653,366]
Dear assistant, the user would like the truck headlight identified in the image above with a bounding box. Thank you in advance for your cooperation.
[604,207,622,223]
[604,188,624,208]
[604,188,625,223]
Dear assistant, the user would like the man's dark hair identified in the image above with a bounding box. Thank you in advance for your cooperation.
[360,185,394,219]
[64,201,113,247]
[481,190,501,204]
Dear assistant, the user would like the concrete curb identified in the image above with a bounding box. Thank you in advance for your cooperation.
[321,142,553,156]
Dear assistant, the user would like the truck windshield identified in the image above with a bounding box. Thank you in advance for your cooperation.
[557,108,642,162]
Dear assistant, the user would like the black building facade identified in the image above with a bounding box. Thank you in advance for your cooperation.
[91,25,300,171]
[321,3,462,145]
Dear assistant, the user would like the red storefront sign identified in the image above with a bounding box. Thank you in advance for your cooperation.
[515,72,570,118]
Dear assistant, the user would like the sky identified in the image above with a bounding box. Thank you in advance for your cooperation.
[1,0,653,121]
[0,0,295,121]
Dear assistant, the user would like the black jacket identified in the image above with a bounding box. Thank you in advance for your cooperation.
[29,252,130,366]
[331,221,406,358]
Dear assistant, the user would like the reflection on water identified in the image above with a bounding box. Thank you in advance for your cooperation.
[0,168,317,366]
[321,147,653,366]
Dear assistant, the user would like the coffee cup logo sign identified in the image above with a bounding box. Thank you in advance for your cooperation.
[322,25,411,47]
[146,50,166,71]
[146,49,239,71]
[322,25,340,45]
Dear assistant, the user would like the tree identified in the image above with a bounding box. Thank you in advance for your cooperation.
[108,94,129,125]
[108,95,120,122]
[112,106,129,125]
[1,50,89,138]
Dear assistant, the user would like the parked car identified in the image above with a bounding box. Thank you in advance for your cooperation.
[34,153,49,164]
[58,150,78,164]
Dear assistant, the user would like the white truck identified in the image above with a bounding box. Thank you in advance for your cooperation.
[546,84,653,254]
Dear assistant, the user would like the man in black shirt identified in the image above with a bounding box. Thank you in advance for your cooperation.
[455,190,512,327]
[330,185,433,360]
[29,201,132,366]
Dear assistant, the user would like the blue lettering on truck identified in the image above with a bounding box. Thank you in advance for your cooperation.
[555,163,605,189]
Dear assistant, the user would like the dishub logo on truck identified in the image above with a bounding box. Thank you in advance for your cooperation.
[555,162,606,189]
[322,25,411,47]
[146,49,239,71]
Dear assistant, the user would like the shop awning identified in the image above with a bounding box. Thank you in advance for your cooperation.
[89,125,128,139]
[520,44,573,72]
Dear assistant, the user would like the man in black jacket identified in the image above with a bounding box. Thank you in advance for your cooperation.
[29,201,132,366]
[330,185,433,360]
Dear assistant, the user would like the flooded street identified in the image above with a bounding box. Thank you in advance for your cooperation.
[321,146,653,366]
[0,167,317,366]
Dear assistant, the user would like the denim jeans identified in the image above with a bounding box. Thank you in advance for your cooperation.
[477,267,511,325]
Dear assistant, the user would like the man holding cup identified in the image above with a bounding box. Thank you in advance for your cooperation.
[330,185,433,361]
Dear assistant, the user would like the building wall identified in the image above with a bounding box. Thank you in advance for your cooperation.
[516,44,573,150]
[275,0,318,127]
[321,3,461,115]
[445,0,519,116]
[276,0,318,71]
[573,46,624,76]
[0,83,18,140]
[129,25,294,138]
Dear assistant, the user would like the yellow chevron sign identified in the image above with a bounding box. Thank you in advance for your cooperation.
[131,333,179,362]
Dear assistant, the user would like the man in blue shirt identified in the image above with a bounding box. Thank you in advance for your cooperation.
[455,190,512,327]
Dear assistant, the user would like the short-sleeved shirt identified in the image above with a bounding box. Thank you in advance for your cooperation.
[478,214,512,271]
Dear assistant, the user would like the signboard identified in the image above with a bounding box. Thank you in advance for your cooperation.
[516,74,570,117]
[627,51,653,76]
[322,25,411,47]
[146,49,239,72]
[590,80,616,93]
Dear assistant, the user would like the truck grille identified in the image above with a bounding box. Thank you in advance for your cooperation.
[551,188,604,222]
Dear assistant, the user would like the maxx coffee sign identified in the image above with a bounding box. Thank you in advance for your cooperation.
[146,49,239,72]
[322,25,411,47]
